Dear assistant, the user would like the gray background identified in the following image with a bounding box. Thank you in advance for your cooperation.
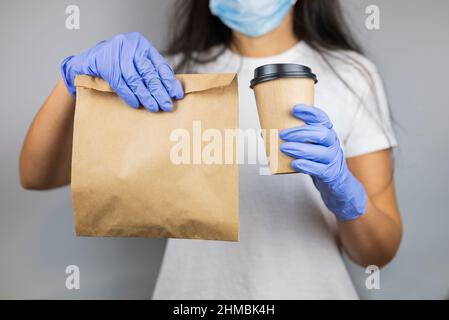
[0,0,447,299]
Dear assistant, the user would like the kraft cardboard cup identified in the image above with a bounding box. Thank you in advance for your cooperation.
[250,64,317,174]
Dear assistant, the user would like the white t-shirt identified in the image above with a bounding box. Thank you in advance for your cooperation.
[152,41,397,299]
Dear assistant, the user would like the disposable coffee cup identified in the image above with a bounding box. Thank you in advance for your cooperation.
[250,63,317,174]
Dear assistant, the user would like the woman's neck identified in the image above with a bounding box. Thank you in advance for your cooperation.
[230,10,299,58]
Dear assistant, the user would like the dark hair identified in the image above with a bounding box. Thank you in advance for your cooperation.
[166,0,362,72]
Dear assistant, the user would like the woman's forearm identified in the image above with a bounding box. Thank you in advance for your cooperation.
[19,80,75,189]
[338,197,402,268]
[339,151,403,268]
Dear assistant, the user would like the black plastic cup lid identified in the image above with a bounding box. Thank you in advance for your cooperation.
[250,63,317,89]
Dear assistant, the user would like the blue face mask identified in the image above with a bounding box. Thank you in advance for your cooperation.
[209,0,297,38]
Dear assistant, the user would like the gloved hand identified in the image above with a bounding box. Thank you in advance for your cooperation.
[61,32,184,112]
[280,104,367,221]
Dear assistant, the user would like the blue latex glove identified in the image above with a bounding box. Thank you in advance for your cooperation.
[61,32,184,112]
[280,104,367,221]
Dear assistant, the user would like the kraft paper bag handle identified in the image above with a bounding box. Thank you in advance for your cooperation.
[74,74,237,95]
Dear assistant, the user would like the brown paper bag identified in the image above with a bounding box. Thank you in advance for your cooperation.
[71,74,239,241]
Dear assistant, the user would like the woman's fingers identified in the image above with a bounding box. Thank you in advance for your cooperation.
[119,32,181,112]
[290,158,328,178]
[109,74,140,109]
[280,142,337,164]
[133,55,173,112]
[146,45,184,100]
[292,104,333,129]
[157,62,184,100]
[120,49,161,112]
[280,124,335,146]
[148,77,174,112]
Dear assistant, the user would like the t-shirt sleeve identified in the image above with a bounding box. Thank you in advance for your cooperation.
[342,61,398,158]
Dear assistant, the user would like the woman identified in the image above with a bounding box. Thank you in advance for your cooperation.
[20,0,402,299]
